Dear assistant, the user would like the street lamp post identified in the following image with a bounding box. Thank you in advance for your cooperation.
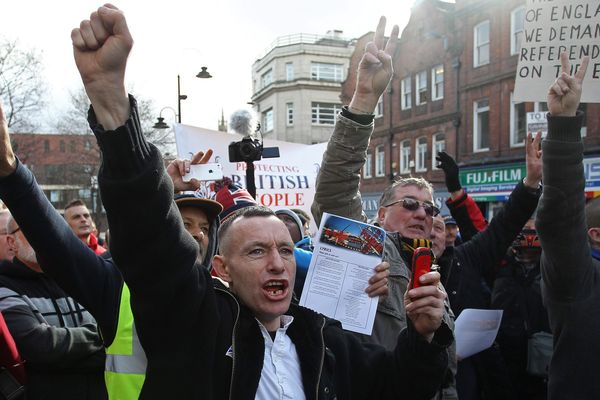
[154,67,212,127]
[153,106,178,129]
[177,74,186,124]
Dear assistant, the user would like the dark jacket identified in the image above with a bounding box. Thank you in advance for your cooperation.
[440,182,541,317]
[536,112,600,400]
[0,258,105,399]
[90,97,452,400]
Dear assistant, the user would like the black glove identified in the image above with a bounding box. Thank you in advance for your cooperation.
[436,151,461,192]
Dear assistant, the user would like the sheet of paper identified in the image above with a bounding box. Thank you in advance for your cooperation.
[454,309,504,360]
[299,213,385,335]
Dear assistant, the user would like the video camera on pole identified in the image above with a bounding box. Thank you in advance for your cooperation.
[227,109,280,198]
[228,128,280,162]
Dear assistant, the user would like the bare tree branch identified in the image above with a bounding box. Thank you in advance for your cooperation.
[0,38,47,131]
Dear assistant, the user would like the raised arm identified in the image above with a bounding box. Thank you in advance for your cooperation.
[0,101,122,345]
[536,52,591,301]
[436,151,487,241]
[456,132,542,284]
[311,17,398,226]
[71,6,207,358]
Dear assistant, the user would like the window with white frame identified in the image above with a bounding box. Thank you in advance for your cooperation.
[510,92,527,146]
[263,109,273,132]
[261,69,273,88]
[363,151,373,179]
[416,137,428,172]
[474,20,490,67]
[375,145,385,177]
[401,76,412,110]
[286,103,294,126]
[50,190,62,203]
[311,102,342,125]
[375,95,384,118]
[474,99,490,151]
[511,7,525,56]
[432,133,446,169]
[400,140,411,174]
[311,62,344,81]
[416,70,428,105]
[431,64,444,101]
[286,62,294,81]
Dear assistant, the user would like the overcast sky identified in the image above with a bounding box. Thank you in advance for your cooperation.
[4,0,428,132]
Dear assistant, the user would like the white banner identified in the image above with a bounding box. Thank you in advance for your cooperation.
[514,0,600,103]
[174,124,327,231]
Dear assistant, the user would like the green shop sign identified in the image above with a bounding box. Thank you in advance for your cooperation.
[460,163,526,195]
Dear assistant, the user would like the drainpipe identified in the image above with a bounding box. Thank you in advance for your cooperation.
[452,56,462,161]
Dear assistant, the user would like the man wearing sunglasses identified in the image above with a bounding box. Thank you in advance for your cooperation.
[312,30,542,400]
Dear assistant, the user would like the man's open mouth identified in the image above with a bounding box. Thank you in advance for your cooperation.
[263,280,289,298]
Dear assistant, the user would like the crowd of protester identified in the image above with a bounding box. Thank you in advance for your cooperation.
[0,4,595,400]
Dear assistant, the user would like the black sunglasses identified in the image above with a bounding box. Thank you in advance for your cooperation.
[384,198,440,217]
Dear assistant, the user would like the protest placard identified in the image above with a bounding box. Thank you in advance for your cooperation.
[514,0,600,103]
[174,123,326,232]
[526,111,548,136]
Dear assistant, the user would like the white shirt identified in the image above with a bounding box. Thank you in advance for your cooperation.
[255,315,306,400]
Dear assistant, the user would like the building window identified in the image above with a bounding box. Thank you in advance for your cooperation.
[511,6,526,56]
[416,137,427,172]
[510,92,527,147]
[50,190,62,203]
[375,145,385,177]
[401,76,412,110]
[60,140,65,152]
[84,139,92,151]
[286,103,294,126]
[363,151,373,179]
[263,109,273,132]
[416,70,428,105]
[431,64,444,101]
[311,62,344,81]
[311,102,341,125]
[375,95,384,118]
[70,141,76,152]
[534,102,548,112]
[44,140,50,153]
[474,20,490,67]
[286,62,294,81]
[432,133,446,169]
[261,69,273,88]
[78,188,91,200]
[400,140,411,174]
[474,99,490,151]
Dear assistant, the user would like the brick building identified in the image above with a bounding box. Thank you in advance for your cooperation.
[9,133,106,231]
[345,0,600,219]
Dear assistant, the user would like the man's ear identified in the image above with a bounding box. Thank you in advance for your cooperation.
[588,227,600,245]
[377,207,387,227]
[6,235,16,254]
[212,255,232,283]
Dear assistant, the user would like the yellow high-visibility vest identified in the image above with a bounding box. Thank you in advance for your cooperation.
[104,284,147,400]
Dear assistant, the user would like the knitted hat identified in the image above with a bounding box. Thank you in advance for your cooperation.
[215,180,257,222]
[275,209,304,241]
[174,193,223,223]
